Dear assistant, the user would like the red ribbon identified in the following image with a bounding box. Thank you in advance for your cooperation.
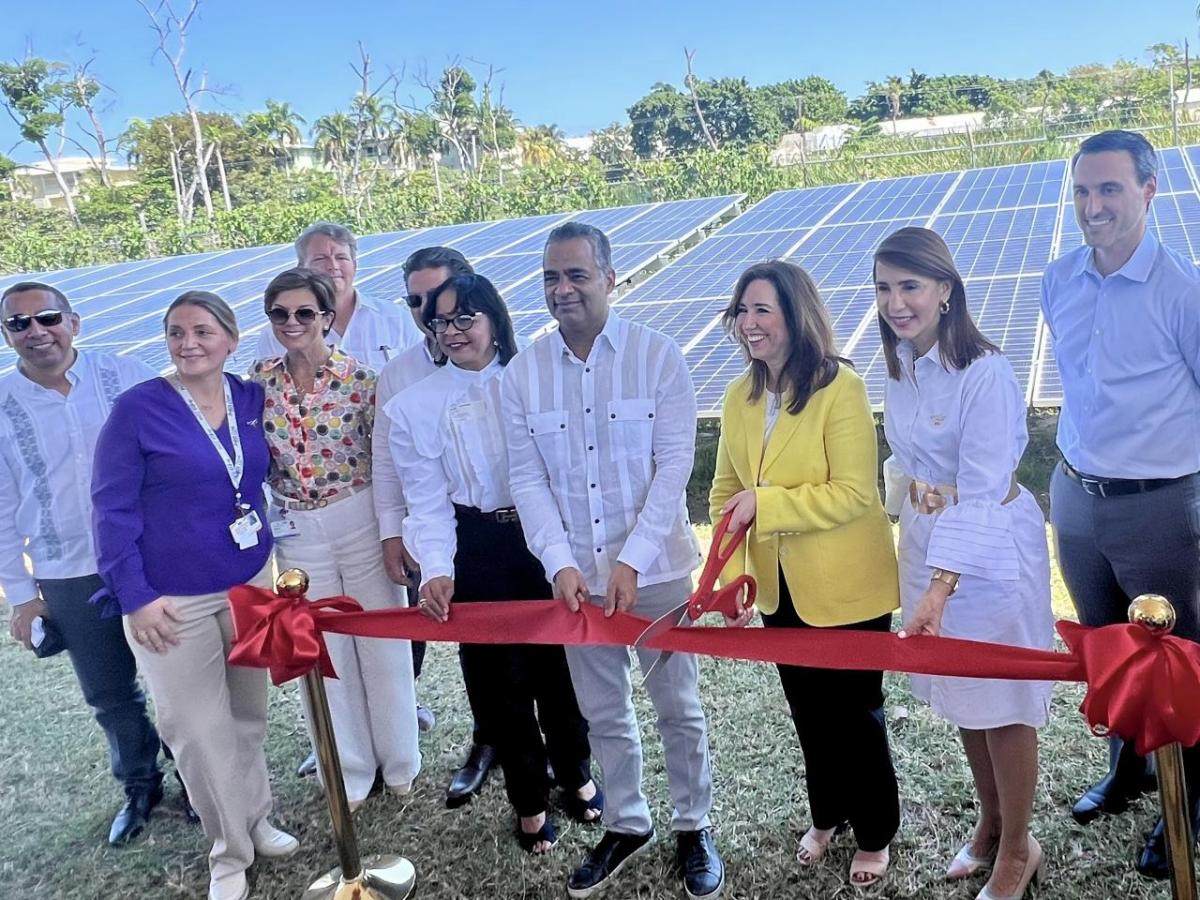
[225,510,1200,754]
[227,585,361,686]
[1057,620,1200,755]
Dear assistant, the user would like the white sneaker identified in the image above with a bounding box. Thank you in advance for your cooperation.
[250,820,299,858]
[387,780,414,797]
[208,871,249,900]
[416,704,436,732]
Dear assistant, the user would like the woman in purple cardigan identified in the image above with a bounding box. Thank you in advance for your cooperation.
[92,291,296,900]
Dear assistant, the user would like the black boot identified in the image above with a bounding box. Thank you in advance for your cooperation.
[1072,736,1155,824]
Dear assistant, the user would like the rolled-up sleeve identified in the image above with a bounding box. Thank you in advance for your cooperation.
[91,395,158,613]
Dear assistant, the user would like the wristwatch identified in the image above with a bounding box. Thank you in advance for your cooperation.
[930,568,960,594]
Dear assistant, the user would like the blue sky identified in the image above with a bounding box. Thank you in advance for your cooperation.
[1,0,1196,163]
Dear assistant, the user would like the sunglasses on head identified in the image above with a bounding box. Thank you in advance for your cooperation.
[428,312,483,334]
[3,309,65,332]
[267,306,325,325]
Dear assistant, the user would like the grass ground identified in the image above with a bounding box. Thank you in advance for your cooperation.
[0,526,1177,899]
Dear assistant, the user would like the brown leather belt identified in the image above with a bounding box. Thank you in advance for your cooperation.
[908,474,1019,514]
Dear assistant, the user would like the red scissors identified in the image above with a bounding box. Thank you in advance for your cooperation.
[635,510,757,682]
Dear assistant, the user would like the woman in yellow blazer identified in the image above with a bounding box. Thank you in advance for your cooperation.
[709,260,900,889]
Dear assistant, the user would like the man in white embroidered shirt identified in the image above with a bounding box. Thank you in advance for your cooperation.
[1041,129,1200,879]
[255,221,422,369]
[502,222,722,899]
[0,282,164,846]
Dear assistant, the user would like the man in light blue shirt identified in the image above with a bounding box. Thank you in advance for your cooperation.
[1041,129,1200,879]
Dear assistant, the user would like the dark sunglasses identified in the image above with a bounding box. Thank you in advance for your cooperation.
[428,312,483,334]
[404,293,426,310]
[267,306,325,325]
[3,309,66,332]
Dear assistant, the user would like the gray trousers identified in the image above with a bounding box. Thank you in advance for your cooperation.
[1050,463,1200,639]
[563,576,713,835]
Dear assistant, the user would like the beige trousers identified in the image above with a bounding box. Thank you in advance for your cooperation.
[277,486,421,802]
[125,563,274,885]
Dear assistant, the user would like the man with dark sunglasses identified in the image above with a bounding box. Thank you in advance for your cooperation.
[255,221,422,369]
[371,246,503,808]
[0,282,166,846]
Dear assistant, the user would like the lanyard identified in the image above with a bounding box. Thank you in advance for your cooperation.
[171,374,246,509]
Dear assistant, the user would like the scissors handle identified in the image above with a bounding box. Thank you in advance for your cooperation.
[687,510,756,620]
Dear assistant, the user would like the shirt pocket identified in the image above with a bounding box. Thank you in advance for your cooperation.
[606,398,656,463]
[526,409,569,470]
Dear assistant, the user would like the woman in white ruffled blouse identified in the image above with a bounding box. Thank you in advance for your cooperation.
[387,273,599,856]
[875,227,1054,900]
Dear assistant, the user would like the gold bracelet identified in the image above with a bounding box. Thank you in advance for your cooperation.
[930,568,959,594]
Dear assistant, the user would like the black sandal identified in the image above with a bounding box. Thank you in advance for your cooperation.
[516,816,558,854]
[563,785,605,824]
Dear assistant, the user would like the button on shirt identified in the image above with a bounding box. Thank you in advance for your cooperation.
[1040,231,1200,478]
[502,312,702,595]
[0,350,156,604]
[884,344,1027,580]
[373,339,439,540]
[389,358,509,585]
[250,350,376,503]
[255,291,422,370]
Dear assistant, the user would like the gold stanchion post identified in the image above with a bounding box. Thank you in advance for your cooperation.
[274,569,417,900]
[1129,594,1198,900]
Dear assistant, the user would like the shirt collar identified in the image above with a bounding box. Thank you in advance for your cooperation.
[260,348,354,379]
[446,355,503,382]
[10,348,82,395]
[1075,229,1158,283]
[554,309,624,360]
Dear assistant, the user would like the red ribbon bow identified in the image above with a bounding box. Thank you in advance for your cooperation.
[1057,620,1200,755]
[228,585,362,686]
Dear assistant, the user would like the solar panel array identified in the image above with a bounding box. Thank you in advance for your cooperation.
[6,144,1200,414]
[0,195,741,375]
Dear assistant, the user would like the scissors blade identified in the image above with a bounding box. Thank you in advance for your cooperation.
[635,603,690,685]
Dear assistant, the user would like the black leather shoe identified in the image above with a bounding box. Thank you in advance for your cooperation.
[445,743,496,808]
[174,770,200,824]
[567,829,654,898]
[1137,818,1171,880]
[109,781,164,846]
[1072,736,1156,824]
[676,827,724,899]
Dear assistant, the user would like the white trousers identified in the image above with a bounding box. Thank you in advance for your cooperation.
[277,487,421,801]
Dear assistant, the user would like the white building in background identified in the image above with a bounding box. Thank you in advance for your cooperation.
[10,156,137,209]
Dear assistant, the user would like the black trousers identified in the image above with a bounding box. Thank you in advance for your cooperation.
[38,574,162,796]
[761,575,900,853]
[453,505,592,817]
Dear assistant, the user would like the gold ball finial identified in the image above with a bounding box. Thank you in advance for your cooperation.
[275,568,310,598]
[1128,593,1176,635]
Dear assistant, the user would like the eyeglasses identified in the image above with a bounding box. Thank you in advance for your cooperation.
[267,306,325,325]
[3,310,66,332]
[404,293,425,310]
[429,312,484,334]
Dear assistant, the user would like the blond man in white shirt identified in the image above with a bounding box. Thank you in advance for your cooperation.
[255,221,422,370]
[502,223,724,900]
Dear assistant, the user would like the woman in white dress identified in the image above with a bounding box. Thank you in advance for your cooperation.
[875,227,1054,900]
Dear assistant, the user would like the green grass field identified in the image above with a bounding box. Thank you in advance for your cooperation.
[0,525,1180,899]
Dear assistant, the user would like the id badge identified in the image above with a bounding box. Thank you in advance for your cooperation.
[270,515,299,540]
[230,510,263,550]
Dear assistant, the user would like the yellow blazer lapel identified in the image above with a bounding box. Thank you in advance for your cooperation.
[741,390,766,485]
[760,399,804,476]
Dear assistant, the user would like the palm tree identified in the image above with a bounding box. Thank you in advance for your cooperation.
[518,124,566,167]
[312,112,355,193]
[245,99,306,170]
